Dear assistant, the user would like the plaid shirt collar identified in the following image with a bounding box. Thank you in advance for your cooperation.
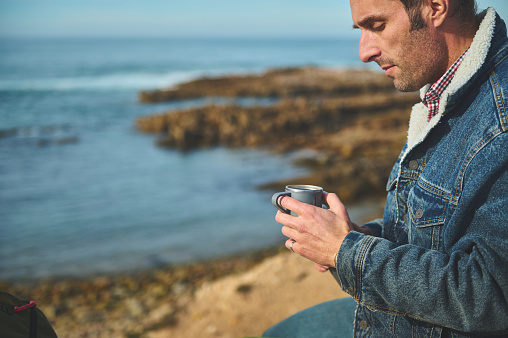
[422,48,469,122]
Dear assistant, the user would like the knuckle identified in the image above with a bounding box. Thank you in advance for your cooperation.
[293,222,306,233]
[275,211,285,223]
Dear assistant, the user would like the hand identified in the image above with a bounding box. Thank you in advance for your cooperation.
[314,263,330,272]
[276,192,354,267]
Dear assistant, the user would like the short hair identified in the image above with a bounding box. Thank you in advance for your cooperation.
[399,0,478,31]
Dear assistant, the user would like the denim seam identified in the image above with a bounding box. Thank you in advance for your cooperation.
[390,314,397,334]
[335,253,346,290]
[380,221,396,230]
[358,301,424,322]
[359,301,412,317]
[410,202,447,227]
[451,48,508,107]
[355,235,376,302]
[417,178,453,200]
[400,172,420,181]
[455,129,503,196]
[412,218,445,228]
[334,249,345,291]
[366,312,374,337]
[450,71,506,196]
[431,225,441,251]
[490,71,508,130]
[397,179,414,193]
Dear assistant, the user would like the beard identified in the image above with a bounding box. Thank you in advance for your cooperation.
[378,27,449,92]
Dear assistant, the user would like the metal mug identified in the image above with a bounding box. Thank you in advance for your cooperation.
[271,184,341,281]
[271,185,323,216]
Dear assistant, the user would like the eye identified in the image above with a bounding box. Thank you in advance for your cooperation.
[371,22,385,32]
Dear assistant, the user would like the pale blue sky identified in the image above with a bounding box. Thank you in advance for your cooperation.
[0,0,507,38]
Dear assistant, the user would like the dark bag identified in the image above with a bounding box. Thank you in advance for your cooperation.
[0,291,58,338]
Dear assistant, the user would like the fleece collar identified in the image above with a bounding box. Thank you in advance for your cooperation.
[405,7,497,151]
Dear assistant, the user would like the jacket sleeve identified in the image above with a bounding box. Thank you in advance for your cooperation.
[335,136,508,334]
[361,218,383,238]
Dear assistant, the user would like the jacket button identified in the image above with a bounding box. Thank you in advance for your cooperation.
[409,160,419,170]
[415,209,424,219]
[359,320,368,330]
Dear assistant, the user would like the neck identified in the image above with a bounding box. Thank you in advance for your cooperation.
[440,18,479,68]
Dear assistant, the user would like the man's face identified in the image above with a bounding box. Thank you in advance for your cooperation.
[350,0,448,92]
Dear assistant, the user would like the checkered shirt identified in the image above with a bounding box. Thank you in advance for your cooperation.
[422,49,468,122]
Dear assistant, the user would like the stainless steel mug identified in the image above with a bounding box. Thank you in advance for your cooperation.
[271,185,323,216]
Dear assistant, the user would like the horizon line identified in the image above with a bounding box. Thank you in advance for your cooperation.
[0,33,360,40]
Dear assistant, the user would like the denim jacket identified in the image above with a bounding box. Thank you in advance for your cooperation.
[336,8,508,337]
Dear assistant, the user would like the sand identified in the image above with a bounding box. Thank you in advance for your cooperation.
[146,251,349,338]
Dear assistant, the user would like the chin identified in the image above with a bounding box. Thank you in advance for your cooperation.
[393,79,421,92]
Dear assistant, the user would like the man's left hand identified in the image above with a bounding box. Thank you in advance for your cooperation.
[275,192,354,267]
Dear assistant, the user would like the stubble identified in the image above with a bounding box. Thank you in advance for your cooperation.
[384,27,448,92]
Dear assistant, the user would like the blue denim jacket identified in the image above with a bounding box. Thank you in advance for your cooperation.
[336,8,508,337]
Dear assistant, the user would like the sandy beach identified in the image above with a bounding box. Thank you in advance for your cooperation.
[145,251,351,338]
[2,247,355,338]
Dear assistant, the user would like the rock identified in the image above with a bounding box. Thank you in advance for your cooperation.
[138,67,396,103]
[136,68,418,204]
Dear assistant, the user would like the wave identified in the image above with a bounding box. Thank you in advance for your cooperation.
[0,68,264,92]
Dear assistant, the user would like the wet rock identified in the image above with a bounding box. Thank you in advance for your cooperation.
[0,128,18,138]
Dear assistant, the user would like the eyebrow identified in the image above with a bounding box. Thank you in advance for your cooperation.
[352,15,385,29]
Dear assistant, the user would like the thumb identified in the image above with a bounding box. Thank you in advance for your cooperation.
[323,192,351,220]
[323,192,344,210]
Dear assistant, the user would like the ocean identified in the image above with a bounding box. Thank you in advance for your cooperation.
[0,37,374,281]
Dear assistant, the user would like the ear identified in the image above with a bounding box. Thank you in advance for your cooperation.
[427,0,449,28]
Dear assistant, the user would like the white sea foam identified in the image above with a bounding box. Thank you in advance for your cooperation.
[0,68,256,91]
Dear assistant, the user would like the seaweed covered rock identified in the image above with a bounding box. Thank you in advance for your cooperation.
[138,67,396,103]
[136,67,420,203]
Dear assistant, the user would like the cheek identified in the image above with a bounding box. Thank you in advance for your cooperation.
[393,33,423,68]
[380,31,408,63]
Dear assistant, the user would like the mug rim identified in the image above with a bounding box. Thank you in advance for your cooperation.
[285,184,323,192]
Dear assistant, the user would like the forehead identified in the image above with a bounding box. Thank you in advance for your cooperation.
[350,0,408,26]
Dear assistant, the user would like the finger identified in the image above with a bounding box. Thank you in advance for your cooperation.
[322,192,343,210]
[281,225,299,241]
[275,211,300,230]
[323,192,350,220]
[278,196,308,216]
[285,239,296,252]
[314,263,329,272]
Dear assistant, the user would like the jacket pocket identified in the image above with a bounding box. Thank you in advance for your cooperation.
[407,182,449,250]
[407,183,448,227]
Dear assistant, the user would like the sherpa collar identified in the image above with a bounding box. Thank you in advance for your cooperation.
[405,7,497,150]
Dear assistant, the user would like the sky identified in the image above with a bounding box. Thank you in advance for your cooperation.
[0,0,507,38]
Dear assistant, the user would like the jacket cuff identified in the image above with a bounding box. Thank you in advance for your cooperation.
[335,231,376,301]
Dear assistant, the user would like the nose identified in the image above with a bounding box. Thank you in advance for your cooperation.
[358,32,381,63]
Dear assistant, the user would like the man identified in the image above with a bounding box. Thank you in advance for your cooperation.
[264,0,508,337]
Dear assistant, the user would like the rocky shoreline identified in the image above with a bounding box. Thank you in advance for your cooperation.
[2,67,418,337]
[136,67,419,203]
[137,67,397,103]
[1,247,285,337]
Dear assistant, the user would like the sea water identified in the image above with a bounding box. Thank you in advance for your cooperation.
[0,37,373,281]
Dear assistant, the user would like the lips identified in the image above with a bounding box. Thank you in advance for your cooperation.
[382,65,395,76]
